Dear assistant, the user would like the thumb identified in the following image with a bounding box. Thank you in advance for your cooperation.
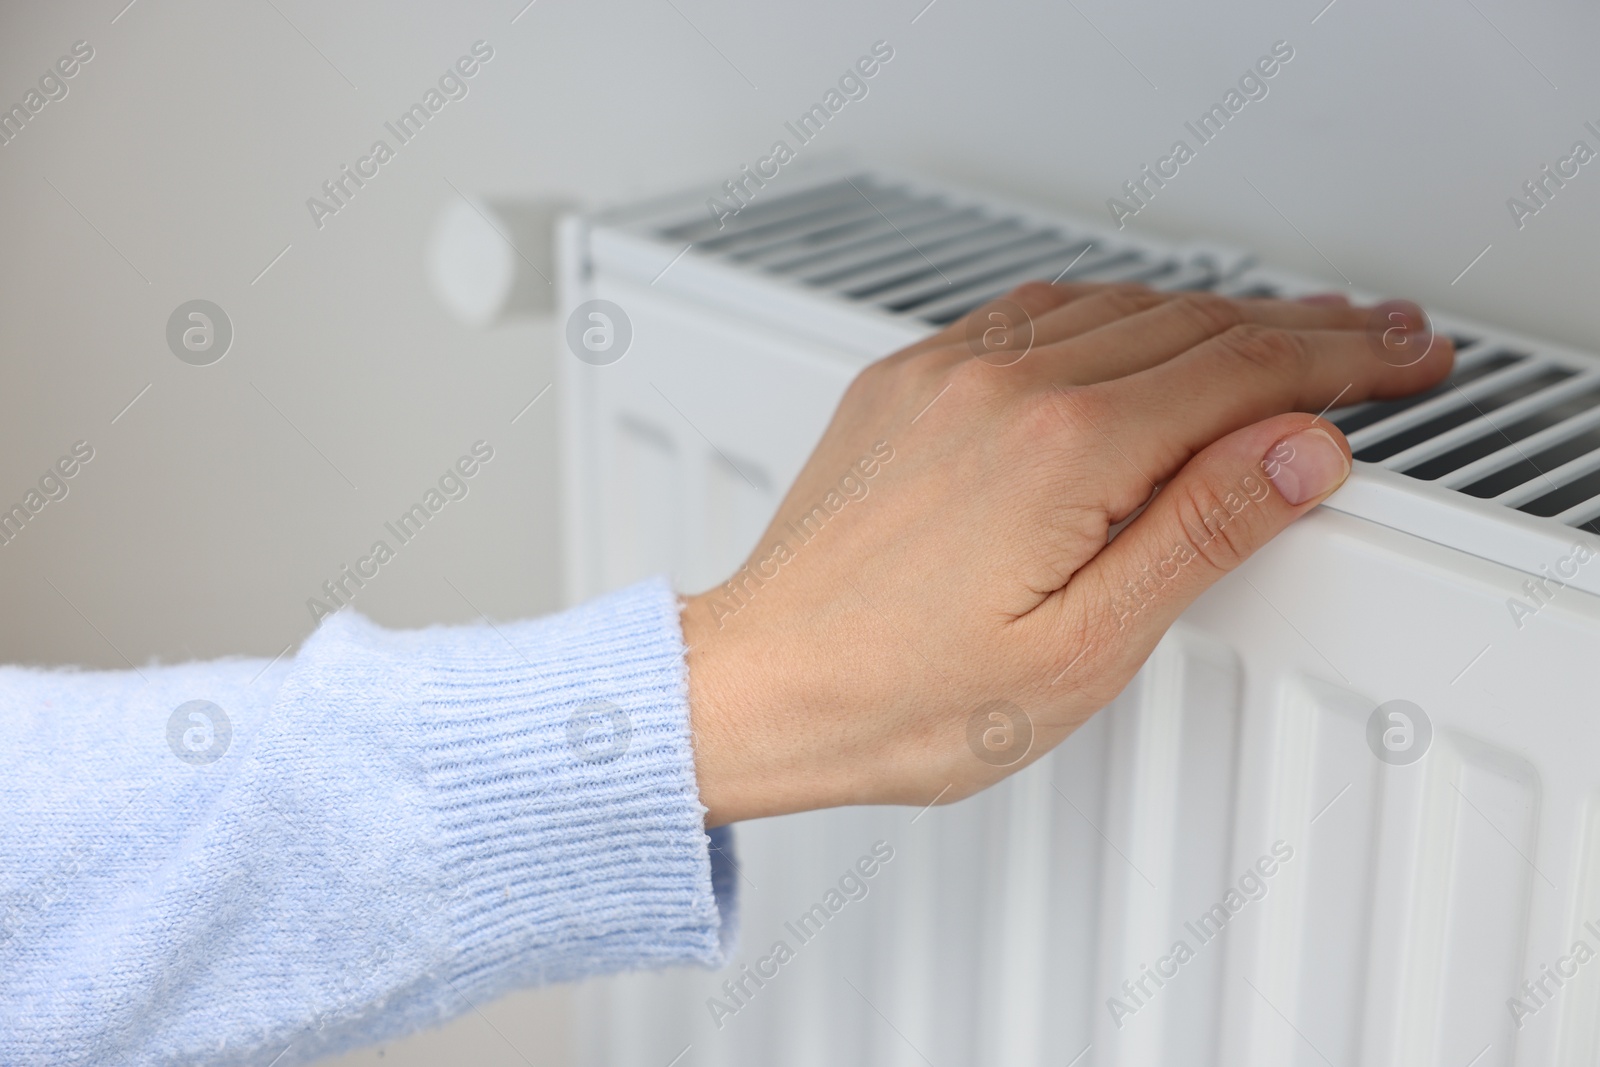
[1071,414,1352,670]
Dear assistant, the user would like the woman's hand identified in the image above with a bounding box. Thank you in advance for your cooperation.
[681,282,1452,826]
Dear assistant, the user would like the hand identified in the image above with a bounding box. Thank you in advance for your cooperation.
[681,283,1452,826]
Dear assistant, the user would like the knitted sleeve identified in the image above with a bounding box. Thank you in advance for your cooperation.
[0,577,737,1067]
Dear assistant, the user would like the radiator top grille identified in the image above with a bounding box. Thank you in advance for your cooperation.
[646,172,1600,540]
[1331,347,1600,536]
[662,174,1230,327]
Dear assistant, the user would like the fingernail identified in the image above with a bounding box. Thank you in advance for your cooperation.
[1265,428,1350,505]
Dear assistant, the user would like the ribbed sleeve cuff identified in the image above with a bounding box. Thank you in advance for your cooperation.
[313,577,737,1002]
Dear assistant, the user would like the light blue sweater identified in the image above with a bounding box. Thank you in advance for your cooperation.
[0,578,737,1066]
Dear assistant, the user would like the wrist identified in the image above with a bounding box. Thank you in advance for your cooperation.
[680,590,830,827]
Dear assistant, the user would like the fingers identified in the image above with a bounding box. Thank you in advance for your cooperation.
[1230,297,1369,329]
[1075,323,1454,487]
[1038,413,1353,697]
[904,282,1172,361]
[926,281,1364,361]
[916,281,1381,391]
[1021,285,1167,347]
[1020,292,1376,386]
[899,281,1088,357]
[1025,289,1365,352]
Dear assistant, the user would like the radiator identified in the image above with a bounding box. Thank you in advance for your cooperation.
[556,165,1600,1067]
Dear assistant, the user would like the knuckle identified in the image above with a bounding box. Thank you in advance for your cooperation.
[848,348,928,408]
[1216,323,1308,375]
[846,355,892,396]
[1079,585,1130,650]
[1090,284,1161,321]
[1009,280,1061,306]
[1170,292,1243,335]
[1172,482,1257,572]
[995,281,1075,321]
[1021,396,1125,482]
[943,351,1013,407]
[1034,384,1106,442]
[1058,604,1122,695]
[1013,393,1068,446]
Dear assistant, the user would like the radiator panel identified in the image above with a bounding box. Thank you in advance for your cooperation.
[559,171,1600,1066]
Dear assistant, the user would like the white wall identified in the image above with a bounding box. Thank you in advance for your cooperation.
[0,0,1595,1062]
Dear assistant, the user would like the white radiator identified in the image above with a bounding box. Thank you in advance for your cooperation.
[556,165,1600,1067]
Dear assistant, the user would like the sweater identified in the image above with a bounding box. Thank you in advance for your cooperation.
[0,577,737,1066]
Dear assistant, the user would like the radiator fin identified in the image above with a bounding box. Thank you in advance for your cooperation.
[643,172,1600,540]
[663,174,1217,328]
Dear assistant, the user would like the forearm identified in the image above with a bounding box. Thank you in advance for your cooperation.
[0,579,734,1067]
